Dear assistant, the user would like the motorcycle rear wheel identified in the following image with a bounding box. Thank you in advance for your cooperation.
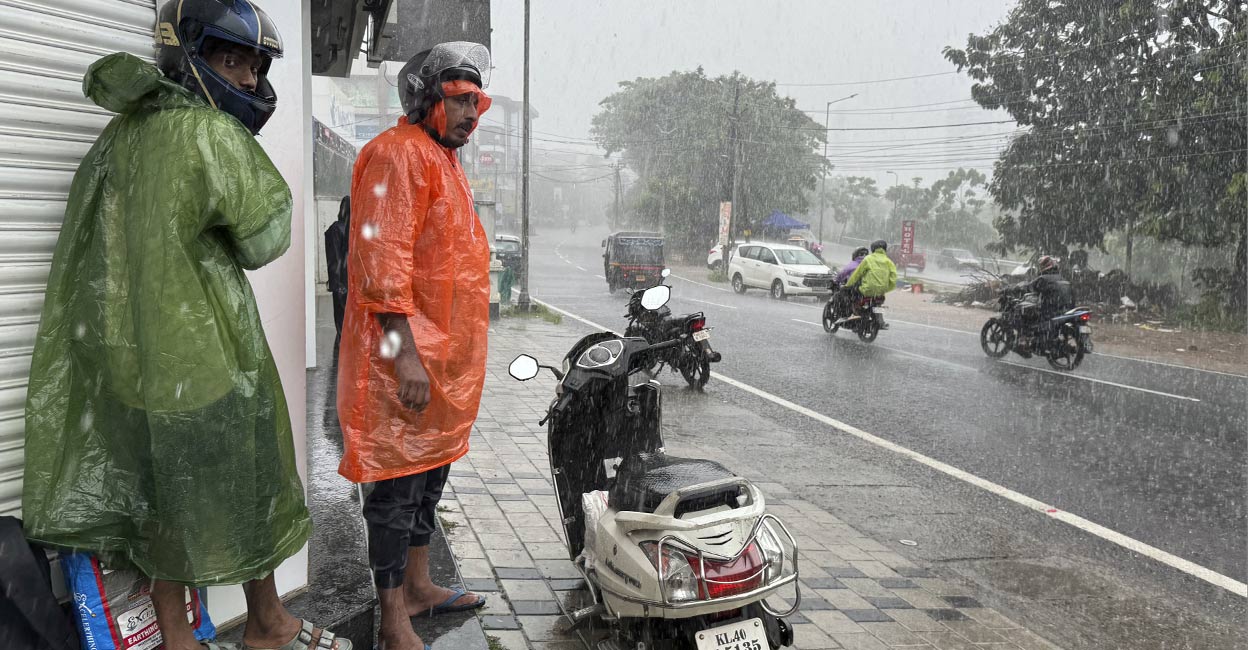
[679,345,711,389]
[980,319,1013,358]
[1047,323,1085,371]
[857,316,880,342]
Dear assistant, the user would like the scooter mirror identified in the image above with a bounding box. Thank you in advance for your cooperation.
[661,268,671,278]
[639,285,671,311]
[508,355,541,381]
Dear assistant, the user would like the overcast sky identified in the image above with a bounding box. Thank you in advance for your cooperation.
[483,0,1021,186]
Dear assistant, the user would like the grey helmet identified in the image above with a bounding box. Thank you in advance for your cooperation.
[398,42,491,123]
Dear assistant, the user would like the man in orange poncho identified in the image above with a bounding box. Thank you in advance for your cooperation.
[337,42,494,650]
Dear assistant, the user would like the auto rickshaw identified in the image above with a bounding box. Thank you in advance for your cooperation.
[602,231,665,293]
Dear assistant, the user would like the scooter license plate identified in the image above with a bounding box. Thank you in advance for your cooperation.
[693,330,711,341]
[635,275,647,282]
[695,618,770,650]
[1079,326,1091,333]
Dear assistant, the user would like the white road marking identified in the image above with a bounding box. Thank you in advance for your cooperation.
[1091,351,1248,379]
[685,297,737,310]
[791,319,972,373]
[890,318,981,336]
[671,274,733,293]
[997,360,1202,402]
[535,297,1247,598]
[575,266,587,272]
[594,274,605,279]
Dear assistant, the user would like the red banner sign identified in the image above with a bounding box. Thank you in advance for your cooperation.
[901,220,915,255]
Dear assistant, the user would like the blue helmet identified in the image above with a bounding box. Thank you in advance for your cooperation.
[155,0,284,135]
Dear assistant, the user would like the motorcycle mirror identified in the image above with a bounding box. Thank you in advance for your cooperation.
[661,268,671,278]
[639,285,671,311]
[508,355,541,381]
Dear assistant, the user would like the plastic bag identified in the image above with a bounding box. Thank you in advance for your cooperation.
[581,490,610,552]
[61,553,215,650]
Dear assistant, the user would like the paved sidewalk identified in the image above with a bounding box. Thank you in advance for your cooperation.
[442,315,1065,650]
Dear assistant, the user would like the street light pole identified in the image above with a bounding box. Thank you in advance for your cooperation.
[516,0,532,312]
[818,93,857,245]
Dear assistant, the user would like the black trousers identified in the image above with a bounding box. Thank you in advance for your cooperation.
[332,291,347,335]
[362,464,451,589]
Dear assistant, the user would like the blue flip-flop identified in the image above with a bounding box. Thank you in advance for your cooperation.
[412,587,486,617]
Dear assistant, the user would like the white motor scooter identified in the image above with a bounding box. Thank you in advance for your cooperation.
[509,285,799,650]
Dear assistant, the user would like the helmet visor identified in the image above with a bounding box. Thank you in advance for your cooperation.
[417,42,491,88]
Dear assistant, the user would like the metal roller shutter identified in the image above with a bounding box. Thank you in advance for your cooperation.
[0,0,156,517]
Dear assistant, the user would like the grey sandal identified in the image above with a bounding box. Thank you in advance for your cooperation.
[245,619,353,650]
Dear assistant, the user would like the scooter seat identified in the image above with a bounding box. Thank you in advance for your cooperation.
[610,452,739,515]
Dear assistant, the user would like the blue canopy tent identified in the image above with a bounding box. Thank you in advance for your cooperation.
[761,210,810,231]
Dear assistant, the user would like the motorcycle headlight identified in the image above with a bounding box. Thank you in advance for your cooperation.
[576,340,623,369]
[641,542,700,602]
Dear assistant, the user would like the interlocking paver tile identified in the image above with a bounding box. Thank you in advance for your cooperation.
[921,609,970,622]
[859,621,928,647]
[481,615,521,630]
[891,589,952,610]
[517,616,562,642]
[863,596,913,610]
[939,619,1007,644]
[841,609,894,623]
[512,600,562,616]
[790,623,842,649]
[500,579,555,601]
[829,632,892,650]
[886,608,948,633]
[816,588,874,610]
[805,610,867,635]
[959,608,1020,630]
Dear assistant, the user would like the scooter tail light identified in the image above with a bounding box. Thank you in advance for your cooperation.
[1080,312,1091,321]
[702,542,766,599]
[690,317,707,331]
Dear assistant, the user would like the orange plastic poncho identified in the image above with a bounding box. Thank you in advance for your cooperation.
[336,97,491,483]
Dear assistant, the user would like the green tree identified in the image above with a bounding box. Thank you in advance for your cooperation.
[944,0,1246,306]
[818,176,880,241]
[927,168,996,249]
[592,69,827,255]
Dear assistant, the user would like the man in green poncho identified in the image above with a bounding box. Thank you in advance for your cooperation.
[22,2,348,649]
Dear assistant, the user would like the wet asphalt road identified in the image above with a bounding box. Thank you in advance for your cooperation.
[522,228,1247,602]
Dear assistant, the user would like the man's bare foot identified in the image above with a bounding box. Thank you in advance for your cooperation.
[242,618,347,650]
[377,623,425,650]
[404,584,482,618]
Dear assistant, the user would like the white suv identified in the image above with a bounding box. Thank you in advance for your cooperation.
[728,242,836,299]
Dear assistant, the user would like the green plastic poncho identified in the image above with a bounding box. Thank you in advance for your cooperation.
[21,53,310,586]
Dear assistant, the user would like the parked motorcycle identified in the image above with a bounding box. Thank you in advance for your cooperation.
[980,287,1092,370]
[508,284,799,650]
[624,269,722,389]
[820,285,885,342]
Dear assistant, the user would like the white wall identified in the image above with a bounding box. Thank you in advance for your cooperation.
[204,0,312,625]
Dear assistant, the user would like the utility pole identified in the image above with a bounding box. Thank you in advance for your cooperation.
[817,93,857,245]
[726,77,742,252]
[611,161,623,229]
[516,0,533,311]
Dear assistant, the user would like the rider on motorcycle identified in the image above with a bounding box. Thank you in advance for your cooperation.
[843,240,898,328]
[1014,255,1075,320]
[1009,255,1075,355]
[829,247,869,320]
